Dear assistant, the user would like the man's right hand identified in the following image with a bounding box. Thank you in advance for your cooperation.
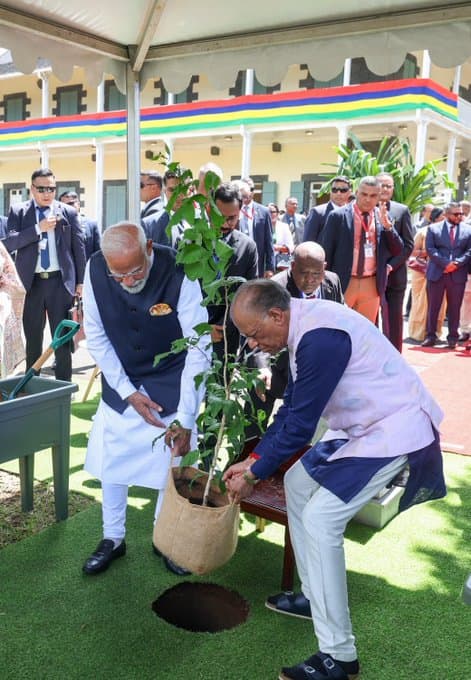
[126,391,166,427]
[39,215,58,232]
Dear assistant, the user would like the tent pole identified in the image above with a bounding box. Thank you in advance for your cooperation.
[126,64,141,224]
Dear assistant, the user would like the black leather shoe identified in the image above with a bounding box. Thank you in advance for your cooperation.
[266,591,311,620]
[163,555,191,576]
[279,652,360,680]
[82,539,126,575]
[458,332,470,343]
[421,337,436,347]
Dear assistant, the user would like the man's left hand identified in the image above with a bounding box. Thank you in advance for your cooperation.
[164,422,192,457]
[223,461,257,503]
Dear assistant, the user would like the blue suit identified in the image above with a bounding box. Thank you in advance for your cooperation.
[141,209,171,247]
[319,202,403,296]
[242,202,275,276]
[425,219,471,342]
[303,202,335,243]
[80,216,101,260]
[2,198,86,380]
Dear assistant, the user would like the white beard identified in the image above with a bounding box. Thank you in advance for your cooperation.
[120,278,147,294]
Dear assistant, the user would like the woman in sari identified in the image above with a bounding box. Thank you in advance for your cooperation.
[0,240,25,377]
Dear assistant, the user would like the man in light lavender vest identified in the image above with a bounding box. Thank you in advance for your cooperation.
[224,279,445,680]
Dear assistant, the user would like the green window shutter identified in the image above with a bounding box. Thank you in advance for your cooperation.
[60,90,79,115]
[0,187,4,216]
[109,83,126,110]
[289,181,304,207]
[104,183,127,228]
[5,96,23,122]
[262,181,277,205]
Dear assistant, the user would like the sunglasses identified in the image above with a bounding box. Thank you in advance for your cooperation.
[140,182,157,189]
[331,187,349,193]
[32,185,56,194]
[450,212,463,216]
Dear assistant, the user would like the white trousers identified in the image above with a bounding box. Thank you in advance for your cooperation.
[284,455,407,662]
[102,483,165,541]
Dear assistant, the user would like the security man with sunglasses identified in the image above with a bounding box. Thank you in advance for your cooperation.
[2,167,85,381]
[303,176,352,243]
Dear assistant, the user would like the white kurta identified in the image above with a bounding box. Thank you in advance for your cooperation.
[82,264,210,490]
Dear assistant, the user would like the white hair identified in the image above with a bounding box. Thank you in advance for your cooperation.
[101,222,147,258]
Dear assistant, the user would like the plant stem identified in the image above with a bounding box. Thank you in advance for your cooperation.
[202,286,232,506]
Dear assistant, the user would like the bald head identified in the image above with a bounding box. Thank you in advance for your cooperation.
[290,242,326,296]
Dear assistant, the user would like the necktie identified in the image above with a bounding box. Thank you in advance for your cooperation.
[449,224,455,246]
[38,207,50,270]
[357,212,369,277]
[240,211,249,235]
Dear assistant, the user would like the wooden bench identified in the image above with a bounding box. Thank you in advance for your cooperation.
[238,438,309,590]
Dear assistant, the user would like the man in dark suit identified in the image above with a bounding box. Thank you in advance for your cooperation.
[209,182,258,361]
[140,171,163,219]
[303,176,352,243]
[320,176,403,324]
[0,215,7,239]
[238,178,275,278]
[141,169,192,248]
[59,191,101,260]
[246,241,344,438]
[2,168,86,381]
[423,202,471,349]
[376,173,414,353]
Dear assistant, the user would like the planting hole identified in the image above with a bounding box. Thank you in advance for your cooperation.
[152,582,249,632]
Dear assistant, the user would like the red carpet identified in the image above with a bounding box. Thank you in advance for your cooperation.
[403,343,471,455]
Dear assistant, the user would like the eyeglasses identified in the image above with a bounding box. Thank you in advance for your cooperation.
[140,182,158,189]
[380,184,394,189]
[331,187,349,193]
[107,263,146,281]
[270,210,279,214]
[32,185,56,194]
[450,212,463,216]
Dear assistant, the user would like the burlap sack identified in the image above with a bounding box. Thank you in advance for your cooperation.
[153,467,240,575]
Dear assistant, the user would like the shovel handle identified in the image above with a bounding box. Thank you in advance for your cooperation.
[50,319,81,350]
[30,346,55,372]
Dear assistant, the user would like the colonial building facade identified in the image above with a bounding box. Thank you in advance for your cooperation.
[0,50,470,227]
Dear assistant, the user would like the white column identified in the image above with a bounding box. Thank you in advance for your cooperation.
[126,64,141,224]
[245,69,254,95]
[39,72,50,168]
[445,135,457,203]
[338,126,349,149]
[452,65,462,94]
[343,59,352,86]
[95,81,105,231]
[415,115,428,172]
[241,126,252,179]
[421,50,431,79]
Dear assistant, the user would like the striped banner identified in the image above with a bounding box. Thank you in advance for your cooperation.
[0,79,457,147]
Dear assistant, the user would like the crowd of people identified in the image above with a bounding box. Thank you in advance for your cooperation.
[0,163,470,680]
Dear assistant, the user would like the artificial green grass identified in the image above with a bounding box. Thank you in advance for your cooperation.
[1,449,470,680]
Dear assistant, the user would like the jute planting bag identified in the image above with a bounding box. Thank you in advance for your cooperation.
[153,467,240,575]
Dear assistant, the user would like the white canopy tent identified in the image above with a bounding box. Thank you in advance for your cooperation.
[1,0,471,219]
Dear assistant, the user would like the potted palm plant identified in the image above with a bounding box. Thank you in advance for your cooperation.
[152,161,265,574]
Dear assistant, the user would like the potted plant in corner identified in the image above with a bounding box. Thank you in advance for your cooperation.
[152,161,265,575]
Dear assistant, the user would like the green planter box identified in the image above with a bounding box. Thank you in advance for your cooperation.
[0,376,78,521]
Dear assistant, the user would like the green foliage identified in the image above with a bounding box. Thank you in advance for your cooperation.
[153,155,264,502]
[319,132,455,213]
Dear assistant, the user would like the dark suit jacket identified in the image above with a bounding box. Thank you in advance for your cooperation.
[425,220,471,283]
[208,230,258,357]
[303,201,336,243]
[383,200,414,290]
[319,202,403,295]
[3,199,86,296]
[0,216,7,239]
[273,268,344,303]
[140,196,163,220]
[141,209,171,247]
[80,216,101,260]
[249,202,275,276]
